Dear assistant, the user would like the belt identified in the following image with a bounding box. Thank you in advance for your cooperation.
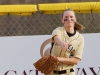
[53,68,74,74]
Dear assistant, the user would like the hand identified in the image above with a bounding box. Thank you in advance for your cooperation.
[57,57,62,62]
[60,42,71,50]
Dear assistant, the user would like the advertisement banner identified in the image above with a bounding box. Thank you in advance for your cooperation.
[0,34,100,75]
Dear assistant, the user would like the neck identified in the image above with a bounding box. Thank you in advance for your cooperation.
[64,26,74,33]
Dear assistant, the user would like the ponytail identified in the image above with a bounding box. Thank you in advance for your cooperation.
[74,22,85,31]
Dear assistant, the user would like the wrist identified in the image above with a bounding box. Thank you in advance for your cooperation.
[59,42,63,46]
[57,57,61,62]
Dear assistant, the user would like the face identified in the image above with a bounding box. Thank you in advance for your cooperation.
[61,11,76,28]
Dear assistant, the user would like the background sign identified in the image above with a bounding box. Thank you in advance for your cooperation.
[0,34,100,75]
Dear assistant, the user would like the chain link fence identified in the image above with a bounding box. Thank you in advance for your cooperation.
[0,12,100,36]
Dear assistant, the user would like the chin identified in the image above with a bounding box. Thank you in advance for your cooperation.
[67,25,73,27]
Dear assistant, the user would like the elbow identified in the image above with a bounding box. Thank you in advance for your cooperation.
[74,58,81,65]
[74,61,79,65]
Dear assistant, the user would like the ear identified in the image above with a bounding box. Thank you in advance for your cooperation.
[61,18,64,24]
[74,17,77,22]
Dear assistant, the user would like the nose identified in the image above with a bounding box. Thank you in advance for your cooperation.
[68,17,72,21]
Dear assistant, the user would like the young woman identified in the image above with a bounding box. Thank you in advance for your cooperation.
[49,8,85,75]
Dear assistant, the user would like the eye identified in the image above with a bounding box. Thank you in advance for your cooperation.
[64,16,68,18]
[70,16,73,18]
[64,19,68,21]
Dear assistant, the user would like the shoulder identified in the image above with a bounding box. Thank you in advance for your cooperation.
[52,27,65,33]
[53,27,64,31]
[79,33,84,39]
[76,31,84,41]
[52,27,65,38]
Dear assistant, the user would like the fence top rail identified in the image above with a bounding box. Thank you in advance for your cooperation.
[0,5,37,15]
[38,2,100,14]
[0,2,100,15]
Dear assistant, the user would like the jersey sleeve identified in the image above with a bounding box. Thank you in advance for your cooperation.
[52,27,62,42]
[74,35,84,60]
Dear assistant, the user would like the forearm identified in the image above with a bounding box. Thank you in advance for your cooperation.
[54,36,63,45]
[58,57,80,65]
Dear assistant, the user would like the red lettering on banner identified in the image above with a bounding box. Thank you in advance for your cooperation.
[36,70,38,75]
[76,68,87,75]
[76,67,100,75]
[29,70,38,75]
[76,68,81,75]
[4,68,100,75]
[80,68,87,75]
[4,70,38,75]
[4,70,17,75]
[22,70,38,75]
[29,70,33,74]
[89,67,100,75]
[22,70,27,75]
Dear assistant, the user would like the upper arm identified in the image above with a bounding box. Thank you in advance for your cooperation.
[52,28,61,42]
[74,35,84,60]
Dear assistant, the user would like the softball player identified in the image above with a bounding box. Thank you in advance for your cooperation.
[47,8,84,75]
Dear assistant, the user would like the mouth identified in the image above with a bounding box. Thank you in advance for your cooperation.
[67,22,72,23]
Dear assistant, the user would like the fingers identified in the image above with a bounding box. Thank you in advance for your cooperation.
[60,42,72,50]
